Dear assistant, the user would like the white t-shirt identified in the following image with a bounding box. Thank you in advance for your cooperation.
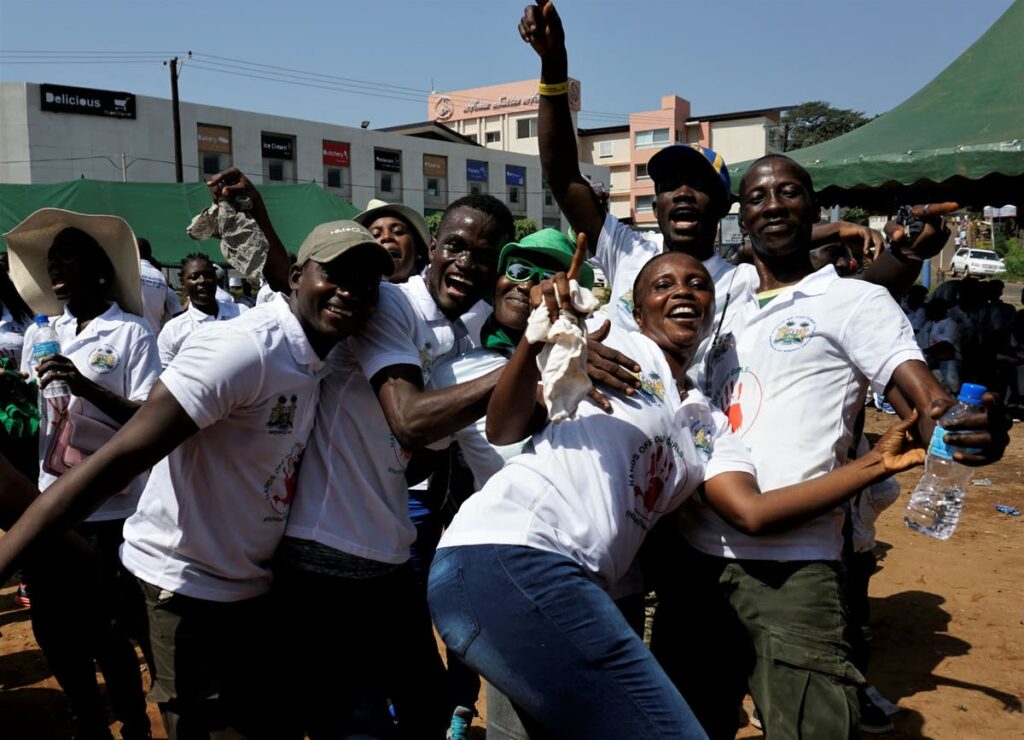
[679,264,924,561]
[21,302,160,522]
[157,300,248,368]
[120,294,329,602]
[439,327,754,590]
[919,317,961,358]
[427,347,525,490]
[593,213,739,383]
[255,282,277,305]
[140,259,182,333]
[285,276,479,563]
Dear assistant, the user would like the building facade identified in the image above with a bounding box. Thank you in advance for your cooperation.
[0,82,607,231]
[428,80,788,227]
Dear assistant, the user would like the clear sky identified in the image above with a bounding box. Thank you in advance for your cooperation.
[0,0,1015,129]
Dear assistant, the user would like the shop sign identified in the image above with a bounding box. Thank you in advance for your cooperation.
[41,83,136,119]
[323,140,350,167]
[423,154,447,176]
[505,165,526,187]
[374,148,402,172]
[262,133,294,160]
[197,124,231,154]
[466,160,488,182]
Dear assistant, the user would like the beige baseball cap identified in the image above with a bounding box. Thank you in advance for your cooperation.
[297,220,394,276]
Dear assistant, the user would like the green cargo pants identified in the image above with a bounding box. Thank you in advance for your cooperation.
[649,545,863,740]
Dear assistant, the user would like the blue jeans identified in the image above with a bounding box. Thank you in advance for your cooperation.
[428,545,708,740]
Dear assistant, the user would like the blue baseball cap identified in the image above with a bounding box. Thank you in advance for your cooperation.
[647,144,732,216]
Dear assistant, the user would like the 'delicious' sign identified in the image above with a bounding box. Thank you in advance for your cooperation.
[40,83,136,119]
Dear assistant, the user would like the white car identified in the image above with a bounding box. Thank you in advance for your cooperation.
[949,248,1005,277]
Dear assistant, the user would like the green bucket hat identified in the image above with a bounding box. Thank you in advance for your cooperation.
[498,229,594,289]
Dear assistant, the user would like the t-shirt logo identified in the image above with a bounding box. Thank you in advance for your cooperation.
[627,436,687,529]
[689,419,713,461]
[632,370,666,405]
[711,366,763,437]
[617,289,635,322]
[263,442,304,517]
[87,345,120,373]
[419,342,434,377]
[267,395,298,434]
[770,316,816,352]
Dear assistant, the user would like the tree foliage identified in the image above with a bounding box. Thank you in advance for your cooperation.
[425,211,443,238]
[514,218,538,241]
[777,101,871,152]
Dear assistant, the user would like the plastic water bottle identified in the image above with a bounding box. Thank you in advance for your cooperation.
[904,383,986,539]
[32,315,71,399]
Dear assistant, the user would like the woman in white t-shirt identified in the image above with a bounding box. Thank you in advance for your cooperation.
[427,251,924,739]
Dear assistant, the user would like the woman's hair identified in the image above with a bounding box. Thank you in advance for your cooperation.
[0,262,33,323]
[51,227,115,287]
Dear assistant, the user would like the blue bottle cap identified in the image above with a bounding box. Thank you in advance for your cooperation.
[957,383,986,405]
[34,315,49,326]
[927,426,954,460]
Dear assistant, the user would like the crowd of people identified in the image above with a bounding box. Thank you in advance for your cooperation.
[0,3,1016,740]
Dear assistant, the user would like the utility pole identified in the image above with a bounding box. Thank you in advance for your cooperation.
[169,56,183,182]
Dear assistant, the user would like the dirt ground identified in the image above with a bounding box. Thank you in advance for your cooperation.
[1,408,1021,739]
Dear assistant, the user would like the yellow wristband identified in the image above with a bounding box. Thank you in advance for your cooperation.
[538,80,570,97]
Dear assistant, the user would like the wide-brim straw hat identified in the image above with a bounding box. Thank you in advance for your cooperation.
[4,208,143,318]
[354,199,431,252]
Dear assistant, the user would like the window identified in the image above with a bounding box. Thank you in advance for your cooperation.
[634,128,670,148]
[486,131,501,144]
[268,161,285,182]
[261,132,296,182]
[466,134,478,143]
[197,124,232,180]
[517,117,538,139]
[508,186,521,205]
[380,173,394,193]
[599,141,614,158]
[635,195,655,213]
[326,167,344,189]
[544,189,555,207]
[469,183,483,196]
[635,163,649,180]
[202,154,223,177]
[676,130,685,144]
[427,177,441,197]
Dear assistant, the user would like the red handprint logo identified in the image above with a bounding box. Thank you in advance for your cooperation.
[725,381,744,432]
[634,444,674,512]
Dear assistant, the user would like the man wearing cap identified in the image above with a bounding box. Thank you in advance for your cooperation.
[0,220,393,739]
[224,178,515,737]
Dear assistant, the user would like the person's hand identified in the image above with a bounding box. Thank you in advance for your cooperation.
[884,202,958,260]
[206,167,268,220]
[930,391,1011,465]
[836,222,884,261]
[871,410,926,473]
[529,231,588,324]
[518,1,565,59]
[584,320,641,412]
[34,354,93,397]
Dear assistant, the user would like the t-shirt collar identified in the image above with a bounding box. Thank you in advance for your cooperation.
[186,301,220,323]
[404,274,446,323]
[268,292,326,373]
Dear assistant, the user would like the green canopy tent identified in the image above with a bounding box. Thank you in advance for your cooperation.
[729,0,1024,209]
[0,180,358,264]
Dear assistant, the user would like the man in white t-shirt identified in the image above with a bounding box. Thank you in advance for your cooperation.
[647,155,1010,739]
[138,238,182,332]
[0,220,394,739]
[246,193,514,738]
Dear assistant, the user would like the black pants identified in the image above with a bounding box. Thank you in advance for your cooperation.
[27,518,150,740]
[273,559,450,740]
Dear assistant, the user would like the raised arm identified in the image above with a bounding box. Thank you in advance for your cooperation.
[704,414,923,535]
[0,381,198,578]
[858,203,957,298]
[519,0,604,250]
[207,167,292,294]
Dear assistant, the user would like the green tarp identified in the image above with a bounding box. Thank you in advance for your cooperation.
[0,180,358,264]
[730,0,1024,208]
